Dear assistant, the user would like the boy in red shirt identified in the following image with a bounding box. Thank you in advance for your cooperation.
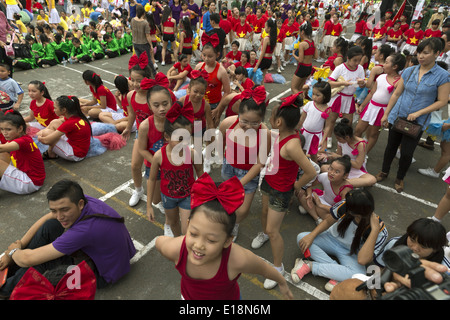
[233,12,253,51]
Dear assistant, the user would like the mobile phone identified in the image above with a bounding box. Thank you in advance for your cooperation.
[304,248,311,258]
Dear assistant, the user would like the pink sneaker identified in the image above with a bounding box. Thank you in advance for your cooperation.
[290,258,311,283]
[325,279,339,292]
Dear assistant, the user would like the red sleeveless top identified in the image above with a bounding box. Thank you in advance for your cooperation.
[145,115,165,167]
[159,144,195,198]
[264,134,300,192]
[200,62,222,104]
[175,236,241,300]
[130,91,152,129]
[225,117,261,171]
[303,39,315,56]
[163,19,175,34]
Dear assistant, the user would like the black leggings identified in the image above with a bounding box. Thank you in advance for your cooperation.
[381,124,423,180]
[37,58,57,67]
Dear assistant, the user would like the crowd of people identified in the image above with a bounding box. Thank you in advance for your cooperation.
[0,0,449,301]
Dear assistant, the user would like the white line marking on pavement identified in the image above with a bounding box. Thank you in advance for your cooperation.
[373,183,438,208]
[131,237,157,264]
[58,64,115,86]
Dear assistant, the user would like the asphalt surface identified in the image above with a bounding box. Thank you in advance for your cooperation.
[1,29,449,304]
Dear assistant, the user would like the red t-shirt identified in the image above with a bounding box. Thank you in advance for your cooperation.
[145,115,165,167]
[328,23,343,36]
[424,29,442,38]
[90,85,117,111]
[387,28,403,41]
[253,16,267,33]
[234,22,253,38]
[29,98,59,127]
[174,62,193,78]
[241,78,254,90]
[10,135,46,186]
[246,13,256,26]
[226,50,242,61]
[219,19,232,34]
[57,116,91,158]
[372,26,387,40]
[405,28,424,45]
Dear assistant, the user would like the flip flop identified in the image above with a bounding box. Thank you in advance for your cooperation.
[42,150,59,160]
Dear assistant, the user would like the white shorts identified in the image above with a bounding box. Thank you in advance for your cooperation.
[252,33,261,49]
[236,38,250,51]
[111,111,137,131]
[284,36,294,50]
[324,35,338,48]
[6,4,20,20]
[0,164,41,194]
[49,8,60,24]
[52,135,85,162]
[402,43,418,55]
[275,42,282,56]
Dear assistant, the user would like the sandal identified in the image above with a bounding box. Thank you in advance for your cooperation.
[42,150,59,160]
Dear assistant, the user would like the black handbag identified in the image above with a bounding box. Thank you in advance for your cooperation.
[12,43,32,59]
[392,117,423,139]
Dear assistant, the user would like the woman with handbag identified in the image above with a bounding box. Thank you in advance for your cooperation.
[376,38,450,193]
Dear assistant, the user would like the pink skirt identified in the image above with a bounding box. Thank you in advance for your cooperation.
[329,92,356,115]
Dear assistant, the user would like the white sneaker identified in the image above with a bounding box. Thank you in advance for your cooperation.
[315,218,323,225]
[418,167,440,178]
[280,65,284,71]
[231,224,239,242]
[164,224,174,237]
[153,202,166,214]
[263,266,284,290]
[327,137,332,148]
[153,62,158,69]
[129,189,143,207]
[251,232,269,249]
[161,61,165,66]
[277,68,281,73]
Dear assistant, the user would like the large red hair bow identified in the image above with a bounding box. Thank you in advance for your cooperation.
[9,261,96,300]
[201,32,220,47]
[166,101,195,123]
[239,86,267,105]
[190,173,245,215]
[140,72,170,90]
[280,92,303,109]
[190,69,209,80]
[128,51,149,70]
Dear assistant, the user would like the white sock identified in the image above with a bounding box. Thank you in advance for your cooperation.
[430,216,442,223]
[135,186,143,193]
[275,264,284,273]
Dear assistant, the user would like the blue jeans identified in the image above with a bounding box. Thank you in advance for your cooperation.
[296,231,367,282]
[161,193,191,210]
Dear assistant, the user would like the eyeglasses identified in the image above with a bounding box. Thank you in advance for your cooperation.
[239,119,262,127]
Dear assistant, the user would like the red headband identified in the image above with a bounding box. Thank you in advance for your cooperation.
[190,173,245,215]
[128,52,149,70]
[201,32,219,47]
[239,86,267,105]
[280,92,302,109]
[166,101,194,123]
[9,261,96,300]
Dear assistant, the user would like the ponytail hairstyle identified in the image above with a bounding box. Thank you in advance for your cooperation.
[275,95,302,129]
[346,45,364,60]
[181,16,193,38]
[162,6,172,23]
[330,154,352,176]
[300,21,312,37]
[333,117,353,139]
[389,52,406,73]
[114,75,130,96]
[312,78,332,104]
[146,11,157,32]
[164,101,193,138]
[334,37,348,59]
[82,70,103,90]
[239,86,267,119]
[56,95,92,136]
[266,18,277,49]
[0,110,27,135]
[337,189,375,255]
[29,80,52,101]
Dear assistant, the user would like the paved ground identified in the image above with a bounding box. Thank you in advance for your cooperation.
[1,34,449,304]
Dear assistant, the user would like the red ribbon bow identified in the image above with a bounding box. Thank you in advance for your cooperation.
[387,85,394,94]
[201,32,220,47]
[190,173,245,215]
[140,72,170,90]
[190,69,209,80]
[4,109,14,115]
[280,92,303,109]
[9,261,97,300]
[239,86,267,105]
[166,101,195,123]
[321,107,331,119]
[313,188,324,196]
[128,51,149,70]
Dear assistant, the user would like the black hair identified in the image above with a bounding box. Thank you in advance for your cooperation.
[239,85,267,119]
[47,179,88,205]
[405,218,448,252]
[162,6,172,23]
[210,13,220,24]
[330,154,352,175]
[203,42,220,54]
[347,45,364,60]
[39,34,50,44]
[389,52,407,72]
[178,53,188,62]
[337,189,375,255]
[72,37,81,45]
[231,40,240,48]
[146,11,157,31]
[334,118,353,138]
[181,16,193,38]
[266,18,277,49]
[114,75,130,95]
[55,95,92,136]
[190,199,237,237]
[241,50,250,61]
[275,99,302,129]
[437,60,448,70]
[29,80,52,100]
[189,75,208,89]
[147,85,173,105]
[54,33,63,44]
[334,37,348,58]
[234,66,248,77]
[82,70,103,89]
[90,31,99,41]
[417,37,443,54]
[312,78,332,104]
[299,21,312,37]
[358,36,373,61]
[0,110,27,134]
[164,101,193,138]
[103,33,112,41]
[378,44,394,61]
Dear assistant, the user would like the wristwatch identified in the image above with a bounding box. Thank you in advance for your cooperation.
[8,248,18,258]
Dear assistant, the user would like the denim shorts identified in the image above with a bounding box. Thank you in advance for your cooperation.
[161,193,191,210]
[260,177,293,212]
[221,158,259,194]
[144,166,161,180]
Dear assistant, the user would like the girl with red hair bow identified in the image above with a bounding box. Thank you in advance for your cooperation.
[146,101,203,236]
[155,172,294,300]
[218,86,272,241]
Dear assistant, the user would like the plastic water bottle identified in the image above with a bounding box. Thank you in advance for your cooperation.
[62,58,67,67]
